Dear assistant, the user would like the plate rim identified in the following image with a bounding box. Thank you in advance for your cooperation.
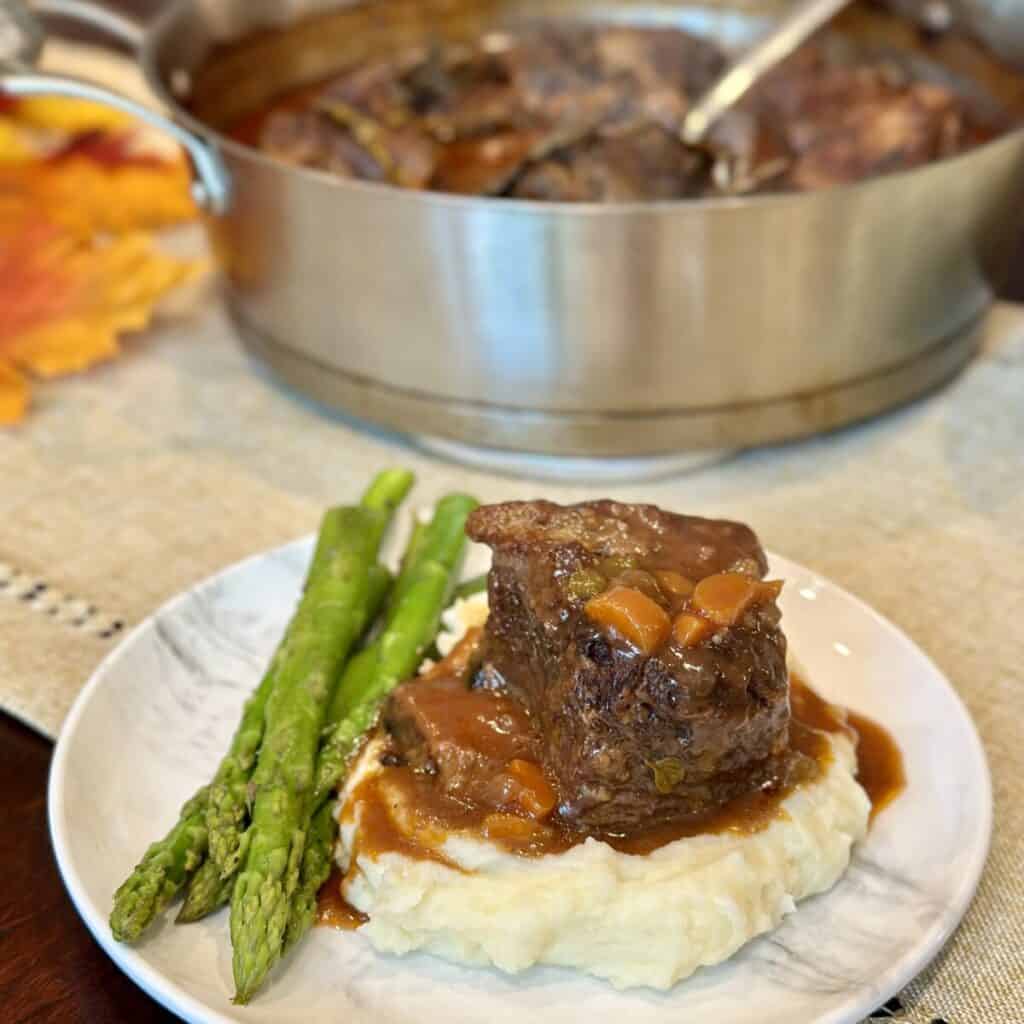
[47,538,993,1024]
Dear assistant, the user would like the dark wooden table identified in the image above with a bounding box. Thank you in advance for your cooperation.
[0,712,175,1023]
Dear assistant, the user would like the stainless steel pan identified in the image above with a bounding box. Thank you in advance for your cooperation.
[5,0,1024,455]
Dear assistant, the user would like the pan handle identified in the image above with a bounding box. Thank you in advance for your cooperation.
[0,0,229,213]
[32,0,144,49]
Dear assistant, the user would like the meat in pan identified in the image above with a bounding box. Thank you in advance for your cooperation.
[248,20,1007,200]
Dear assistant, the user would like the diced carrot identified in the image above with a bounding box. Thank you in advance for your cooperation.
[691,572,762,626]
[482,813,539,841]
[503,758,558,819]
[672,612,714,647]
[585,585,670,654]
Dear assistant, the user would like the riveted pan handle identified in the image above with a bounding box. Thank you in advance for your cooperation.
[0,0,230,213]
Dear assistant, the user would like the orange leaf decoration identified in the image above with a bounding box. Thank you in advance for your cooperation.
[0,145,198,235]
[0,361,29,425]
[0,94,208,423]
[2,230,204,376]
[0,202,81,337]
[41,157,196,234]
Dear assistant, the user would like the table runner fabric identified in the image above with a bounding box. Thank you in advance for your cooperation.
[4,49,1022,1022]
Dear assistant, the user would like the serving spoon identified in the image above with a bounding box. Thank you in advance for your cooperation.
[682,0,854,145]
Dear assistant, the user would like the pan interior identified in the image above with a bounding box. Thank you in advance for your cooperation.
[160,0,1024,135]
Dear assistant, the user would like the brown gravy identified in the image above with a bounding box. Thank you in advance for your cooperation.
[316,671,905,926]
[848,709,906,821]
[316,865,367,930]
[346,767,466,871]
[791,676,906,822]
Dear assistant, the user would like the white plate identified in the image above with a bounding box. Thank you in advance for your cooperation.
[49,539,991,1024]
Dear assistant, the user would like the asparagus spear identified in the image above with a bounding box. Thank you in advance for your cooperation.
[206,472,411,878]
[451,573,487,601]
[204,563,392,880]
[111,471,412,944]
[385,517,426,612]
[179,568,392,924]
[110,511,343,942]
[278,497,476,963]
[359,468,417,523]
[283,637,385,952]
[322,646,375,736]
[327,495,478,728]
[283,799,337,951]
[230,505,396,1003]
[387,497,476,612]
[279,571,403,942]
[282,559,456,962]
[109,787,210,942]
[111,509,377,943]
[203,655,284,880]
[201,511,349,881]
[315,494,477,800]
[176,855,233,924]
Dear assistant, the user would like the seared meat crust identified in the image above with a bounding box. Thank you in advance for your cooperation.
[467,500,789,832]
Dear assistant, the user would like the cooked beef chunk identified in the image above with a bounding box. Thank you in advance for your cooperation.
[260,105,438,187]
[386,674,537,800]
[384,628,543,807]
[467,500,789,833]
[320,51,423,124]
[750,51,971,188]
[261,109,386,180]
[432,130,541,194]
[510,125,710,201]
[787,81,963,188]
[247,18,1004,201]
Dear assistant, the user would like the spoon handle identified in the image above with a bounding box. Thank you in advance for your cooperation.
[682,0,853,145]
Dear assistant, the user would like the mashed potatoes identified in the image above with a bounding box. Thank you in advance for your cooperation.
[333,592,871,991]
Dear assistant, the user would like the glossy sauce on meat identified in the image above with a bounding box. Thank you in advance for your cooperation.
[324,671,902,877]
